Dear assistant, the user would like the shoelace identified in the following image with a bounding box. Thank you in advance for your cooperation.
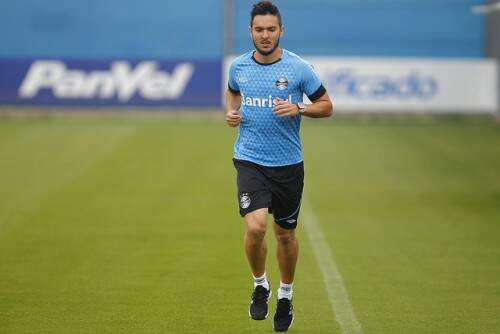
[252,286,269,302]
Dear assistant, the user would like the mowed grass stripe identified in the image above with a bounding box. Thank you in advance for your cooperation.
[0,118,337,333]
[0,120,238,333]
[0,117,498,333]
[0,120,137,233]
[301,119,500,333]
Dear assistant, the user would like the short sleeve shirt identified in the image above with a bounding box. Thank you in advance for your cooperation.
[228,49,325,167]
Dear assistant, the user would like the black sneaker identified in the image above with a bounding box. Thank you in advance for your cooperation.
[249,285,271,320]
[273,298,293,332]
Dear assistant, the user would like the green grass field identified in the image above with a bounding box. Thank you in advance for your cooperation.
[0,114,499,333]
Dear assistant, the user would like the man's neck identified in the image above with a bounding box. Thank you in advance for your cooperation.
[253,47,283,64]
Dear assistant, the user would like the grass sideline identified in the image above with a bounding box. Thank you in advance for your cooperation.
[0,114,499,333]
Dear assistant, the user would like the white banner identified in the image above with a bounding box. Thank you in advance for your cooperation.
[306,57,498,113]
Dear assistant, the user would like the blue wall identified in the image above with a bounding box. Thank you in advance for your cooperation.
[0,0,485,59]
[235,0,486,58]
[0,0,223,59]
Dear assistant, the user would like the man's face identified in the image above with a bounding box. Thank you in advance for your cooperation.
[250,14,283,56]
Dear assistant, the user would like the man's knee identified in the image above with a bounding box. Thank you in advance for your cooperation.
[275,229,296,246]
[245,210,267,242]
[246,223,266,242]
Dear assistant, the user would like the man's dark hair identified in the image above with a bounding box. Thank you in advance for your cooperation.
[250,1,282,27]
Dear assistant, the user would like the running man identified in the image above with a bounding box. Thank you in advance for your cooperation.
[226,1,333,332]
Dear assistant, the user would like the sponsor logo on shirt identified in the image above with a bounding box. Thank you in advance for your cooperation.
[237,75,248,83]
[240,94,292,108]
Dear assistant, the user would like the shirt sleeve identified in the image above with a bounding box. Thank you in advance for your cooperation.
[227,61,240,93]
[300,62,326,102]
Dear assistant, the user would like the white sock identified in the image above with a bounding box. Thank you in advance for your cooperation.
[278,281,293,300]
[253,273,270,290]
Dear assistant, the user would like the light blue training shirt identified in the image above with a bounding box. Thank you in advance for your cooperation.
[228,49,326,167]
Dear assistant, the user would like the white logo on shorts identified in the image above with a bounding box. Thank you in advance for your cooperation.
[240,193,251,209]
[286,219,296,224]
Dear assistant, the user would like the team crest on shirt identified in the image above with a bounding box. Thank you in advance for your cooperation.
[239,193,251,209]
[275,74,288,90]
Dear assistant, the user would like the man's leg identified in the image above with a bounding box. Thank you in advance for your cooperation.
[273,224,298,285]
[273,223,298,332]
[245,208,272,320]
[244,207,268,278]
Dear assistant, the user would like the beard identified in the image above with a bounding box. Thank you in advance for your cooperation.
[253,36,280,56]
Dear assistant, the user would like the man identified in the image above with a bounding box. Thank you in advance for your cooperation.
[226,1,333,332]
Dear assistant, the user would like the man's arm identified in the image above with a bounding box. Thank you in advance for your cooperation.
[226,89,242,127]
[273,92,334,118]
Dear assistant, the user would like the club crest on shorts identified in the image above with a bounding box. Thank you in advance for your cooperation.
[239,192,251,209]
[275,74,288,90]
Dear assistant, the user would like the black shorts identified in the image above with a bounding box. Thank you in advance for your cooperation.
[233,158,304,230]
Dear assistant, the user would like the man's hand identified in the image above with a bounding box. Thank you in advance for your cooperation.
[273,98,299,117]
[226,109,241,127]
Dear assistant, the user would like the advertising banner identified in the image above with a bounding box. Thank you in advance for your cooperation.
[306,57,498,113]
[0,59,222,107]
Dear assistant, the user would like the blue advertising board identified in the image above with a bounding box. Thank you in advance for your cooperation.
[0,59,222,107]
